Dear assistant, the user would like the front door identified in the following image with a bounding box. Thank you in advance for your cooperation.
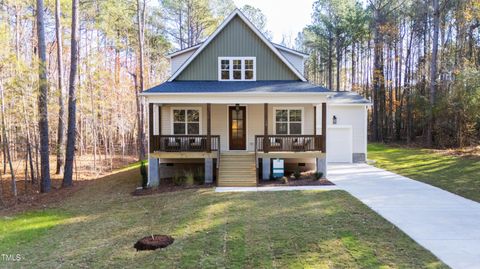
[229,106,246,150]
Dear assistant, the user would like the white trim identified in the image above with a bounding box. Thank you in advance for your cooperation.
[328,103,373,106]
[141,92,333,96]
[166,44,202,58]
[272,107,304,135]
[218,57,256,81]
[167,9,306,82]
[170,107,202,135]
[153,105,159,135]
[273,44,309,58]
[145,94,330,105]
[226,105,249,151]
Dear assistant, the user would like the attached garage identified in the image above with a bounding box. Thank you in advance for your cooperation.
[317,91,371,164]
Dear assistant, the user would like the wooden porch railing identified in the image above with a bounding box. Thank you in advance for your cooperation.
[151,135,220,153]
[254,135,324,153]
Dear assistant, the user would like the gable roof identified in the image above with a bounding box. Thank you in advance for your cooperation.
[143,81,331,94]
[168,9,307,82]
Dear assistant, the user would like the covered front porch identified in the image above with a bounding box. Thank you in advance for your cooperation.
[144,89,330,187]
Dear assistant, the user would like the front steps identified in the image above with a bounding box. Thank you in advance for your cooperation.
[218,152,257,187]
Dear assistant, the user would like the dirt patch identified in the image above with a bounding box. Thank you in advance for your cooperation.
[259,178,334,186]
[134,235,174,251]
[0,154,137,214]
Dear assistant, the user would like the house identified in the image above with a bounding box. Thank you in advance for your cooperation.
[140,9,371,187]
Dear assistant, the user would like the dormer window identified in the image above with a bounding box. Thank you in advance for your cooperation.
[218,57,256,81]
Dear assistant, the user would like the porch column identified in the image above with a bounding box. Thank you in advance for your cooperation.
[148,103,154,153]
[314,105,317,136]
[205,158,213,184]
[322,103,327,153]
[148,157,160,187]
[316,157,327,178]
[262,158,271,180]
[206,103,211,153]
[316,102,327,178]
[264,103,269,153]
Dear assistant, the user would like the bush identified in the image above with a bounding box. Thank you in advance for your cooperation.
[140,160,148,188]
[172,172,186,186]
[314,171,323,180]
[184,170,195,186]
[194,167,204,185]
[293,169,301,180]
[281,176,289,184]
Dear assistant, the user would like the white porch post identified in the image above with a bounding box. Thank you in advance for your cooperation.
[262,158,271,180]
[147,103,161,187]
[148,157,160,187]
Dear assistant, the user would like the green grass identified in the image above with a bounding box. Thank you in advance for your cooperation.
[0,210,71,254]
[0,166,446,268]
[368,143,480,202]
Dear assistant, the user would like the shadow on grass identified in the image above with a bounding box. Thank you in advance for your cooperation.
[2,164,448,269]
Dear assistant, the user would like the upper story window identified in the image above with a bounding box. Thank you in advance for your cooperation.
[218,57,256,81]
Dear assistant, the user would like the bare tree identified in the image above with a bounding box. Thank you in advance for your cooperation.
[55,0,66,174]
[136,0,146,160]
[427,0,440,147]
[63,0,79,187]
[36,0,51,193]
[0,83,15,198]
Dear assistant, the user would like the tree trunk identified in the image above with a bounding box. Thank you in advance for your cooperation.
[136,0,146,160]
[36,0,51,193]
[63,0,79,187]
[328,35,333,90]
[55,0,66,174]
[427,0,440,147]
[372,10,385,142]
[0,83,16,198]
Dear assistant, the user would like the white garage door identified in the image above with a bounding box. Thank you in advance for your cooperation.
[327,126,353,163]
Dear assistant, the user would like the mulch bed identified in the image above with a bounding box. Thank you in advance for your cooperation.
[258,178,334,186]
[134,235,174,251]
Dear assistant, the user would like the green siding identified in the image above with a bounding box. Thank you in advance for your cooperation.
[176,16,299,81]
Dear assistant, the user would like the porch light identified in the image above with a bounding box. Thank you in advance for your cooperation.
[333,115,337,125]
[235,104,240,111]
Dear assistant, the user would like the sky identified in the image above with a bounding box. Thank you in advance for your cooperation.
[233,0,315,44]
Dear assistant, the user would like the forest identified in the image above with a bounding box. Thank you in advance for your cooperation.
[0,0,479,205]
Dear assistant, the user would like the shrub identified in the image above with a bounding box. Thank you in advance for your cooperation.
[172,172,186,186]
[140,160,148,188]
[293,169,301,180]
[314,171,323,180]
[184,170,195,186]
[194,167,204,185]
[281,176,289,184]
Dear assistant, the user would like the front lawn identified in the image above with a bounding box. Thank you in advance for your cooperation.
[1,167,446,268]
[368,143,480,202]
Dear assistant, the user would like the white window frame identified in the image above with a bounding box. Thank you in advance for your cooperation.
[170,107,202,135]
[273,107,304,135]
[218,57,256,81]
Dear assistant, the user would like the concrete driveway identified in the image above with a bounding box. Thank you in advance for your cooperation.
[328,163,480,269]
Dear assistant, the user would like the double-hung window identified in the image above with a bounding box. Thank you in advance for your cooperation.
[172,108,200,135]
[275,108,302,135]
[218,57,256,81]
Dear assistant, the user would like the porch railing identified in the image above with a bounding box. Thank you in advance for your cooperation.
[151,135,220,153]
[254,135,324,153]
